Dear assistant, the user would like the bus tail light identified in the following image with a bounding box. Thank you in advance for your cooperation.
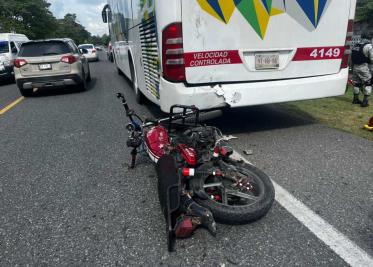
[162,23,185,82]
[14,59,28,68]
[341,19,354,69]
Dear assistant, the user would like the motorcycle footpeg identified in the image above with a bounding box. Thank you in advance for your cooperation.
[194,190,209,200]
[180,195,217,237]
[194,205,217,237]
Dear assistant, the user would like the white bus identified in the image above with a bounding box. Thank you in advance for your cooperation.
[102,0,356,112]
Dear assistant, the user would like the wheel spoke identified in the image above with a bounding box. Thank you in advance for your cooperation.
[203,182,223,188]
[221,188,228,205]
[226,189,258,201]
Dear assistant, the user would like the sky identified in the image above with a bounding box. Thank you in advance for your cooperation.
[47,0,109,36]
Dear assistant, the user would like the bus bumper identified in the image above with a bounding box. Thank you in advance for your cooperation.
[159,68,348,113]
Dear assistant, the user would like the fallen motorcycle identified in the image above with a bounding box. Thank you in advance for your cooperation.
[116,93,275,251]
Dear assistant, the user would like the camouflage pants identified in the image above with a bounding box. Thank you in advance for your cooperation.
[352,64,372,96]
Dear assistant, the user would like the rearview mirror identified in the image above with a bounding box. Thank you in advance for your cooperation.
[80,48,88,54]
[102,4,112,23]
[102,9,107,23]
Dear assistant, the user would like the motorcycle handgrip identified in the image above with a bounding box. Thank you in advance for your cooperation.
[116,93,130,113]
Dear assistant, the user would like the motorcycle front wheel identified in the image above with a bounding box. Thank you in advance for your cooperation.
[194,159,275,224]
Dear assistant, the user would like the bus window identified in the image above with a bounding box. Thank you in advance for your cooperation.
[118,0,132,41]
[132,0,155,26]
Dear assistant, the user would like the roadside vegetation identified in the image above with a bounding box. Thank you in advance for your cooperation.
[280,88,373,141]
[355,0,373,25]
[0,0,109,45]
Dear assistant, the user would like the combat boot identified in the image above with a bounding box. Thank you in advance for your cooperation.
[352,94,362,105]
[361,95,369,107]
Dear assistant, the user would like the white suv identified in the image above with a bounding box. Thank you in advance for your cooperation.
[14,38,91,96]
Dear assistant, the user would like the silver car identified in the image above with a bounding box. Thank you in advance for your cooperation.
[14,38,91,96]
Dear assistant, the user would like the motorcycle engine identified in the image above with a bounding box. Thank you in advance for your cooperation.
[181,126,217,155]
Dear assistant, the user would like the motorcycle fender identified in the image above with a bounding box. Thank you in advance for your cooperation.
[155,155,181,251]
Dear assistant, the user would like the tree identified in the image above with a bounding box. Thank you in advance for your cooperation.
[100,34,111,45]
[355,0,373,26]
[54,13,91,45]
[0,0,57,39]
[0,1,108,45]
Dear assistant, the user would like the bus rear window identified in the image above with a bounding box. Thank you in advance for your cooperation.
[19,41,71,57]
[0,41,9,53]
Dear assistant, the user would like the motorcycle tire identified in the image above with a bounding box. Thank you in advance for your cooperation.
[194,160,275,225]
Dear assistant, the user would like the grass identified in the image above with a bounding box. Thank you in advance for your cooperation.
[279,87,373,141]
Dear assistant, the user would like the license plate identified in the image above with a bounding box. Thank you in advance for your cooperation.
[255,54,279,70]
[39,64,52,70]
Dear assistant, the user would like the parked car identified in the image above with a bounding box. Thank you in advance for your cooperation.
[0,33,29,81]
[107,42,113,62]
[78,44,99,61]
[14,38,91,96]
[95,45,103,51]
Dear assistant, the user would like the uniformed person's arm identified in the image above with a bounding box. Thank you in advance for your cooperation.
[365,44,373,63]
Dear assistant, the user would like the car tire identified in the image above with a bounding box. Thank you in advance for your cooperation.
[79,70,87,91]
[86,67,92,82]
[117,66,123,76]
[19,87,33,97]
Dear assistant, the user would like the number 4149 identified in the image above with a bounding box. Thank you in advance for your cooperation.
[310,48,341,59]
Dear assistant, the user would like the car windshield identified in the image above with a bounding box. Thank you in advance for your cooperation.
[79,45,94,49]
[0,41,9,53]
[18,41,70,57]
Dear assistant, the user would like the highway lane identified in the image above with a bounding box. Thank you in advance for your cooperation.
[0,53,371,266]
[0,78,22,112]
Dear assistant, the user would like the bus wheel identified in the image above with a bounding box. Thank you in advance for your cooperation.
[129,59,145,104]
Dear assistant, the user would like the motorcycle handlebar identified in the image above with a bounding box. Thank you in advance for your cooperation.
[116,93,130,113]
[117,93,144,129]
[117,92,221,130]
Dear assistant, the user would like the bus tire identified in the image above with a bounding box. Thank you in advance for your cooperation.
[129,56,145,105]
[117,66,123,76]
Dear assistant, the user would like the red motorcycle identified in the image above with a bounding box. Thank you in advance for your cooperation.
[117,93,275,251]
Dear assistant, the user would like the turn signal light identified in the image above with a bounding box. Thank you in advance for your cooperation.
[14,58,27,68]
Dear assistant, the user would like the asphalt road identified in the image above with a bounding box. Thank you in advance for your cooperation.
[0,53,372,266]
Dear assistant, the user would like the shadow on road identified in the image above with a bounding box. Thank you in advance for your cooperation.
[0,78,15,86]
[144,101,315,135]
[31,78,98,97]
[208,105,315,134]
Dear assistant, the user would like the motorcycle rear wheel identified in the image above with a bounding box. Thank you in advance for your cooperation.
[195,160,275,224]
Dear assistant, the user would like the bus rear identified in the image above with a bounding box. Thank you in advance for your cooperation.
[159,0,355,112]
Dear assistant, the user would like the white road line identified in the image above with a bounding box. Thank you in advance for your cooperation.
[233,152,373,267]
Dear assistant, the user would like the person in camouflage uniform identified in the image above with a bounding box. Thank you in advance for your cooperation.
[351,33,373,107]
